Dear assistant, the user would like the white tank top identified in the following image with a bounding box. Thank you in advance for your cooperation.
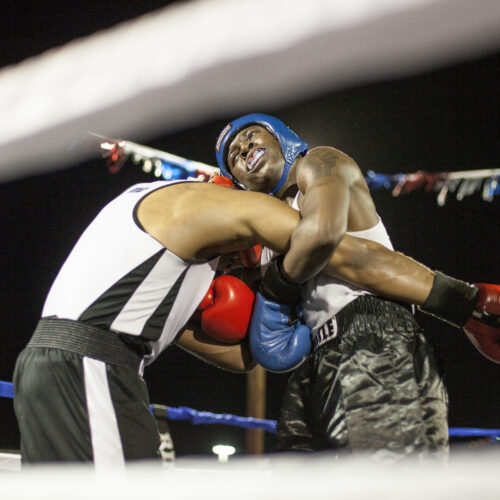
[42,180,219,363]
[261,193,393,335]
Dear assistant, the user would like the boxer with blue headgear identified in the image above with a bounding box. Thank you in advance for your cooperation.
[214,113,500,459]
[215,113,308,195]
[215,114,313,371]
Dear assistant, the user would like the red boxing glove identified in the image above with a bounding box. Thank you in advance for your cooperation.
[197,275,255,343]
[208,174,236,188]
[463,283,500,364]
[239,245,262,268]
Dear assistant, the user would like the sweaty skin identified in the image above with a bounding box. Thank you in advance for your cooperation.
[227,125,435,299]
[137,181,300,373]
[135,180,433,372]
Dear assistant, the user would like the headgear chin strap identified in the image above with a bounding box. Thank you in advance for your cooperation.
[215,113,308,195]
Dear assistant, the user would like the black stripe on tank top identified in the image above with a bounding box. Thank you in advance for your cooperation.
[79,249,165,329]
[139,267,189,341]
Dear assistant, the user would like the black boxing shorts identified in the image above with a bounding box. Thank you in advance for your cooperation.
[13,318,161,464]
[276,295,449,461]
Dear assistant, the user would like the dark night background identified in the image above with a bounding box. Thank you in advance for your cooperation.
[0,2,499,457]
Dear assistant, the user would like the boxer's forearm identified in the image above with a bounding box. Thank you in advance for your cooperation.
[175,327,255,373]
[324,235,434,305]
[281,219,340,284]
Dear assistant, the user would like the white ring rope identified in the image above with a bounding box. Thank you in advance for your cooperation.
[1,0,500,180]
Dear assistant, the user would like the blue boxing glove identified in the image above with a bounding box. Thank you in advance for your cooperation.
[249,293,311,372]
[249,257,312,372]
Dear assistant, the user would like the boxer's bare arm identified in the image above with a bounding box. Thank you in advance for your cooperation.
[175,327,255,372]
[281,147,379,283]
[137,181,433,307]
[325,235,434,306]
[284,147,434,305]
[136,181,300,259]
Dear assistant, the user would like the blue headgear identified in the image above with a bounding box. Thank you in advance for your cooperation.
[215,113,308,195]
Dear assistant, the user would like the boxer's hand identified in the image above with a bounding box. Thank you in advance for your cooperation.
[420,272,500,363]
[463,283,500,364]
[197,275,255,344]
[249,256,311,372]
[249,292,311,372]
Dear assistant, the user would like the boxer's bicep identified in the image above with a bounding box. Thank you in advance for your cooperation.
[138,182,299,259]
[193,189,300,259]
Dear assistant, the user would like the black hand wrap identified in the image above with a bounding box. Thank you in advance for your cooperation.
[419,271,479,327]
[261,256,302,305]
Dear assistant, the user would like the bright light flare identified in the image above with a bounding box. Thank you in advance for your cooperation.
[212,444,235,463]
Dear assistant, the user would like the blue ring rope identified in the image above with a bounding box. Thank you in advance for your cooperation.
[1,380,498,438]
[0,380,14,399]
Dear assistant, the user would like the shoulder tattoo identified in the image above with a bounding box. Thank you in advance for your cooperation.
[305,148,339,180]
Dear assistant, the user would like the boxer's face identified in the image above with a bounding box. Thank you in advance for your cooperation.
[226,126,284,193]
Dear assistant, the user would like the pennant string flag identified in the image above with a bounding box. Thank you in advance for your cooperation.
[96,136,500,206]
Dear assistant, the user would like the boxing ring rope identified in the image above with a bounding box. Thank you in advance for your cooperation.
[152,404,277,433]
[2,0,500,182]
[1,3,499,496]
[99,136,500,205]
[1,379,498,441]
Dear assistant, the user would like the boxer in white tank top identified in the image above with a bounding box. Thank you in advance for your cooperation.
[260,193,395,340]
[215,113,449,460]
